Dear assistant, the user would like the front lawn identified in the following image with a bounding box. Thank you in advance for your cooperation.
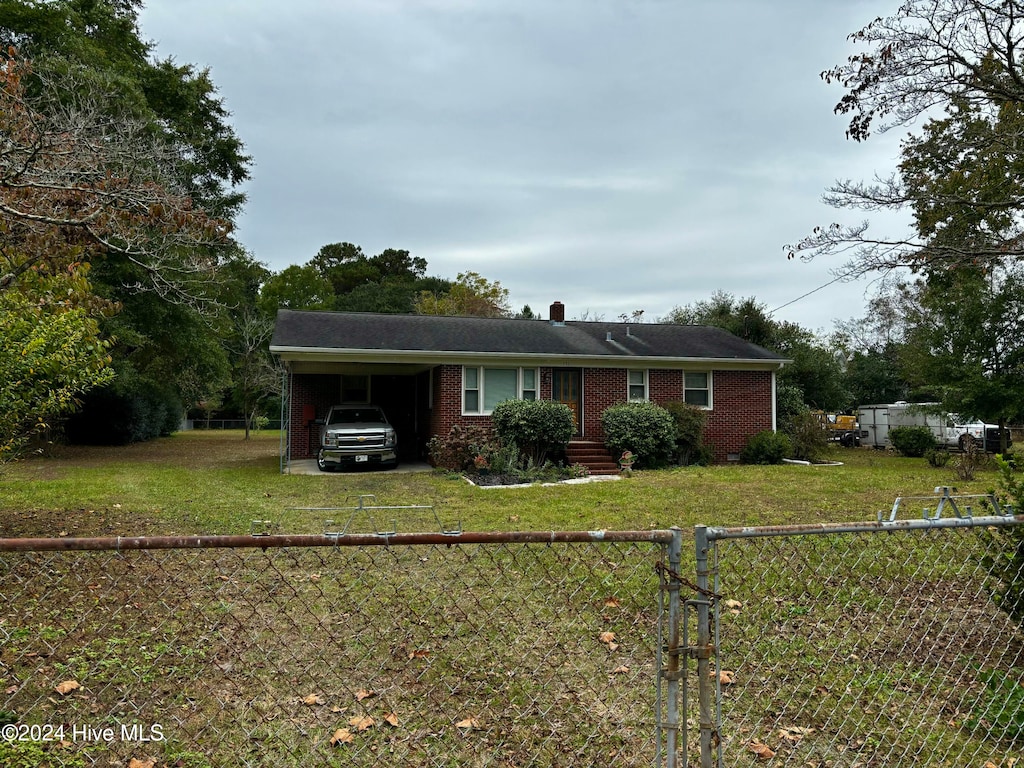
[0,431,1002,537]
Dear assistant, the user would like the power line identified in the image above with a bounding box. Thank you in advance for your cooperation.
[768,274,849,316]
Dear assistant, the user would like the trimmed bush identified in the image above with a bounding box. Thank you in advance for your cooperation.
[740,430,792,465]
[784,410,831,463]
[491,399,575,468]
[663,401,709,466]
[600,401,677,469]
[888,425,937,457]
[925,448,950,468]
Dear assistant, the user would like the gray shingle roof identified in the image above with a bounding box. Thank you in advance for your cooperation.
[271,309,787,364]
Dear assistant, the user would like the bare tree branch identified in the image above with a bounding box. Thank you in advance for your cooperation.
[0,50,231,310]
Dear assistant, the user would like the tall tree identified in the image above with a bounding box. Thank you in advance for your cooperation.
[0,1,253,444]
[414,271,512,318]
[831,290,914,405]
[0,0,250,218]
[258,265,334,312]
[899,87,1024,440]
[0,51,228,304]
[900,268,1024,449]
[789,0,1024,276]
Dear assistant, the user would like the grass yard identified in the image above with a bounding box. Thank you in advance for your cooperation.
[0,430,1004,537]
[1,432,1019,767]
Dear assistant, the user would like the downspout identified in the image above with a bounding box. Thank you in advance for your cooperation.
[771,365,782,432]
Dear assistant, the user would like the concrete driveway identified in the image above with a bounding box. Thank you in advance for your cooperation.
[285,459,433,475]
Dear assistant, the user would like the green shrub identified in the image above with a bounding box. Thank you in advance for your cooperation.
[740,430,792,465]
[925,448,950,468]
[888,425,937,457]
[982,454,1024,630]
[968,668,1024,740]
[600,401,676,469]
[491,399,574,468]
[65,377,182,445]
[663,401,709,465]
[784,410,831,463]
[690,443,714,466]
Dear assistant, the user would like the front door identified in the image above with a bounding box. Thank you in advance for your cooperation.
[552,368,582,436]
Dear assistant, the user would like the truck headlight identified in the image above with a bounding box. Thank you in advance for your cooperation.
[384,428,396,447]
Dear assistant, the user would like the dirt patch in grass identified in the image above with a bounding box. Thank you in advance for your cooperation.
[0,506,152,539]
[40,431,280,470]
[2,432,280,538]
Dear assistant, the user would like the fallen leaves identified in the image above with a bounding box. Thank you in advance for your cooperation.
[599,631,619,651]
[748,740,776,760]
[330,728,353,746]
[302,694,323,706]
[349,715,374,731]
[55,680,80,695]
[778,726,814,743]
[128,760,155,768]
[456,716,482,730]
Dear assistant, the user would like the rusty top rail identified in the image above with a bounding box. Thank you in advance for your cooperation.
[703,515,1022,541]
[0,529,676,552]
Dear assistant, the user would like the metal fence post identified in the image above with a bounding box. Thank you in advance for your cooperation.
[695,525,714,768]
[663,526,683,768]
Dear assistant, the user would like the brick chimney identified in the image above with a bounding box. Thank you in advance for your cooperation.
[549,301,565,324]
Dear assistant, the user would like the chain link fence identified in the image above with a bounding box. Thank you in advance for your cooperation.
[0,530,676,767]
[699,495,1024,767]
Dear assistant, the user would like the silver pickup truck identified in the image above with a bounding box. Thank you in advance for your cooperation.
[317,404,398,471]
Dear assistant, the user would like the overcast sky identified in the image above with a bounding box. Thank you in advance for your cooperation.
[137,0,909,333]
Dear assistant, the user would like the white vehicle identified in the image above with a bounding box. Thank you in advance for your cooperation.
[858,402,1008,452]
[316,404,398,471]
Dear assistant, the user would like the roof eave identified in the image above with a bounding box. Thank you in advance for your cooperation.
[269,345,789,369]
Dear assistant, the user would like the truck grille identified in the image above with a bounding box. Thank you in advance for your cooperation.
[336,435,386,449]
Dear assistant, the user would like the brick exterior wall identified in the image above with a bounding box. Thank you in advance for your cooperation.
[702,370,774,462]
[288,365,775,464]
[287,374,341,459]
[580,368,625,439]
[428,364,494,440]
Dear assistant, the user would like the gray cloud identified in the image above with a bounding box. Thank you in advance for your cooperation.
[140,0,907,332]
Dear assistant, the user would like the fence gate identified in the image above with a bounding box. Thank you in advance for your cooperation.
[690,490,1024,767]
[1,527,685,767]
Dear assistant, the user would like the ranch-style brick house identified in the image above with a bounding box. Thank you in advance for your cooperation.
[269,302,788,470]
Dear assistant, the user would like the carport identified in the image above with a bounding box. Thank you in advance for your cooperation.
[277,363,434,473]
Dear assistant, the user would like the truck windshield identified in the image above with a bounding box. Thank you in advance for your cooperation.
[329,409,386,425]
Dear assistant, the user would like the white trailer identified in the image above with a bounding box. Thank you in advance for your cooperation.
[857,402,1006,452]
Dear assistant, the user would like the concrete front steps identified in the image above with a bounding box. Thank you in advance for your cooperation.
[565,440,620,476]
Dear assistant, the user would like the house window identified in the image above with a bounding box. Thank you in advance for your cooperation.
[522,369,537,400]
[628,370,648,401]
[341,374,370,403]
[463,367,540,414]
[684,372,711,408]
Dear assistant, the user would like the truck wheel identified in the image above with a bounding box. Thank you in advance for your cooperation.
[316,449,331,472]
[958,434,977,452]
